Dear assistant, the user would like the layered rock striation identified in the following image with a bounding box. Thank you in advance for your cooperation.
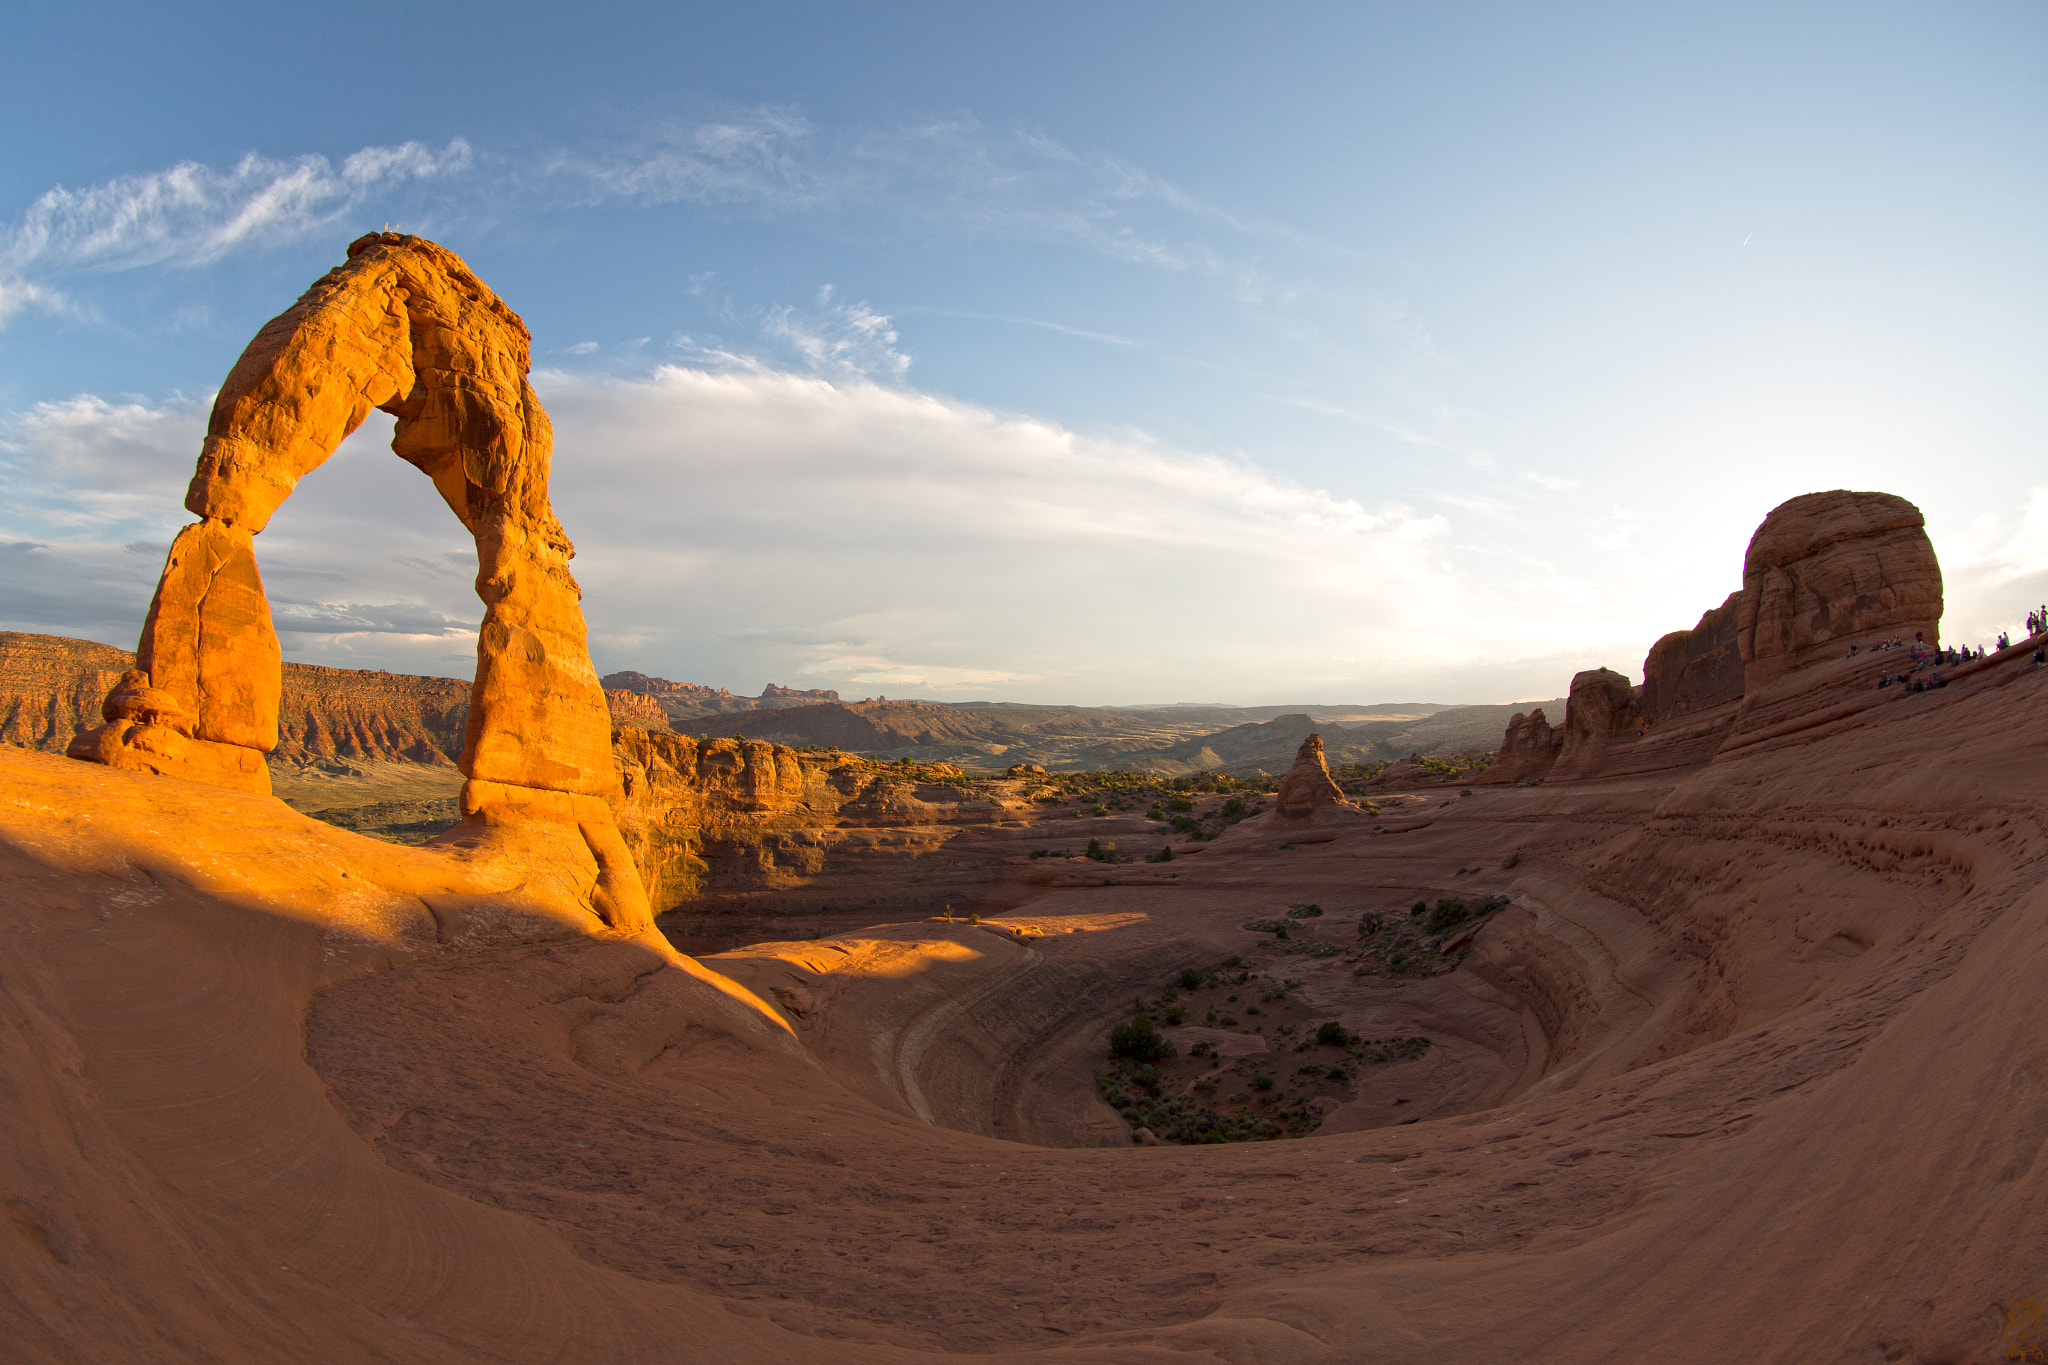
[3,632,471,768]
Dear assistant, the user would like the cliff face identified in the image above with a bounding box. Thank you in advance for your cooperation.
[603,688,669,731]
[600,671,841,722]
[1640,592,1745,725]
[0,634,136,753]
[610,730,1037,950]
[1546,668,1647,782]
[274,664,469,766]
[3,631,470,767]
[1482,708,1563,785]
[1738,490,1943,690]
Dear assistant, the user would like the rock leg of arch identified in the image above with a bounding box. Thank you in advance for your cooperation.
[68,232,652,933]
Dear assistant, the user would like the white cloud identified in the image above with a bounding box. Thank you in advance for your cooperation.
[0,139,472,327]
[759,286,910,382]
[538,365,1625,701]
[1521,470,1579,491]
[0,393,206,534]
[0,367,1659,703]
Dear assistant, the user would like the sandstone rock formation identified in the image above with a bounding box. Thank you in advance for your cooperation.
[601,671,841,723]
[1272,734,1351,818]
[603,688,670,732]
[66,234,649,931]
[1738,490,1943,690]
[1482,707,1562,784]
[274,664,470,767]
[1639,592,1745,725]
[1546,667,1647,782]
[611,730,1071,948]
[0,633,134,752]
[1483,489,1943,785]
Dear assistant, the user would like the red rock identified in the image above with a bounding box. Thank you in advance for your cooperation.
[69,234,648,930]
[1738,490,1942,690]
[1273,734,1350,818]
[604,688,670,731]
[1640,592,1745,725]
[1480,709,1562,784]
[1546,668,1646,783]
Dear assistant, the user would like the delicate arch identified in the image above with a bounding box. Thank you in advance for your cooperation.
[70,233,649,930]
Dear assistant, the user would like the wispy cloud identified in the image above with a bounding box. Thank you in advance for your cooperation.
[760,286,911,382]
[0,139,471,326]
[537,108,1282,284]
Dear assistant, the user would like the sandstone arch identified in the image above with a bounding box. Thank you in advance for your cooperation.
[69,232,651,931]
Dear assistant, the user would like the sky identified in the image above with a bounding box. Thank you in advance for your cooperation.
[1,1,2043,706]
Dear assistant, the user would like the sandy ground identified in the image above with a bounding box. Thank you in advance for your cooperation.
[4,648,2048,1362]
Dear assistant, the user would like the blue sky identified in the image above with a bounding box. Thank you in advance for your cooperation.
[2,2,2043,704]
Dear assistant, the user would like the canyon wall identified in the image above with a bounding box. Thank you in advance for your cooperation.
[3,632,472,767]
[610,730,1083,951]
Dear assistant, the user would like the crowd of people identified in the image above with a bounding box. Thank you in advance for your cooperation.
[1865,606,2048,693]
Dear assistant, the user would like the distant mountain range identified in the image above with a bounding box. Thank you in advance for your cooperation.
[0,633,1553,778]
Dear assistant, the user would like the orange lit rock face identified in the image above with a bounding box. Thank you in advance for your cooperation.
[67,233,648,931]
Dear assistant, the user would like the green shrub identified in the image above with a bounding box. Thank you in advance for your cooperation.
[1286,903,1324,919]
[1358,913,1383,935]
[1389,951,1409,975]
[1411,901,1427,916]
[1085,837,1110,862]
[1109,1015,1176,1063]
[1148,845,1174,863]
[1315,1020,1351,1047]
[1169,796,1195,812]
[1221,796,1245,818]
[1161,1006,1186,1026]
[1426,899,1470,934]
[1253,1075,1275,1091]
[1179,968,1204,990]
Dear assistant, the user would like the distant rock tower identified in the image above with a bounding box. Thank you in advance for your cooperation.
[1274,734,1350,818]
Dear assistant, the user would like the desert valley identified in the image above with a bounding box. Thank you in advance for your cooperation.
[3,232,2044,1365]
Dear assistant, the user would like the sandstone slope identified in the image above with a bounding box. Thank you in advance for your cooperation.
[4,621,2044,1362]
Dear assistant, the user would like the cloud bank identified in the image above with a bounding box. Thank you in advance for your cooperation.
[4,363,2034,704]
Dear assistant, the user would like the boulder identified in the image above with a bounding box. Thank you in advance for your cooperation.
[1737,490,1942,690]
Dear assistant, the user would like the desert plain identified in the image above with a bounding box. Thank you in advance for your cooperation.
[3,234,2044,1364]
